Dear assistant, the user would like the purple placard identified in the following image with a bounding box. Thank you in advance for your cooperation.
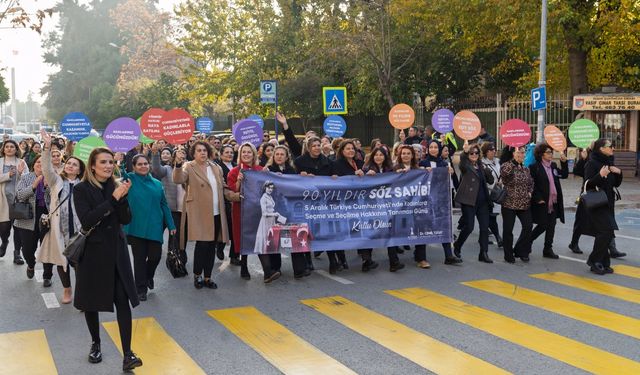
[233,119,263,147]
[431,109,455,133]
[103,117,141,152]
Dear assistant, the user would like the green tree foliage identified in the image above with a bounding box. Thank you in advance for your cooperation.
[0,75,9,104]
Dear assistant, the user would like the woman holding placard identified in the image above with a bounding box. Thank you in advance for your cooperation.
[228,142,282,282]
[528,143,568,259]
[419,140,462,265]
[265,145,309,279]
[363,147,405,272]
[453,141,495,263]
[394,145,433,268]
[579,139,623,275]
[335,139,375,273]
[499,146,534,263]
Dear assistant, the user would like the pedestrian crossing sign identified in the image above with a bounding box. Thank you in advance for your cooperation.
[323,87,348,115]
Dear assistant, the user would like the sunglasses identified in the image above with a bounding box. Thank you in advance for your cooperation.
[469,151,479,155]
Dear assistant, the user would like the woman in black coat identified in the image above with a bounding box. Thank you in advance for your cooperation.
[265,145,310,278]
[73,148,142,371]
[578,139,623,275]
[528,143,568,259]
[333,139,374,273]
[453,141,494,263]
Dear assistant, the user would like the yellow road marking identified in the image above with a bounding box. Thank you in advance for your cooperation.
[208,306,355,375]
[612,265,640,279]
[0,329,57,375]
[531,272,640,304]
[464,279,640,339]
[386,287,640,375]
[301,295,510,375]
[103,317,205,375]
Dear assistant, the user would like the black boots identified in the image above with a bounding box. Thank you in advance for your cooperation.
[568,242,583,254]
[123,351,143,371]
[88,342,102,364]
[478,251,493,263]
[609,238,627,258]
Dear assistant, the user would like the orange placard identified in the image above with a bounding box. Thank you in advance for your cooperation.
[544,125,567,151]
[453,111,481,140]
[388,104,415,129]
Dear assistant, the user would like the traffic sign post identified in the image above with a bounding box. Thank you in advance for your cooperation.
[322,87,348,115]
[531,87,547,111]
[260,80,278,139]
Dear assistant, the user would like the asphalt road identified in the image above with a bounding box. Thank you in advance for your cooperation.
[1,209,639,375]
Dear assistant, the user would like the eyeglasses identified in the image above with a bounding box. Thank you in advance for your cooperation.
[544,150,553,154]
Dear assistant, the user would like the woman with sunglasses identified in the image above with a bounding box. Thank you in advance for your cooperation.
[453,141,494,263]
[528,143,568,259]
[578,139,622,275]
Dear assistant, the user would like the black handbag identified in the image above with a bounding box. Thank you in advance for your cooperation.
[39,194,70,237]
[63,220,100,266]
[580,181,608,210]
[166,238,188,278]
[9,198,33,220]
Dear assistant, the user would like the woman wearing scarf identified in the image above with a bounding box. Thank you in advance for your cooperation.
[578,139,623,275]
[419,140,462,265]
[528,143,568,259]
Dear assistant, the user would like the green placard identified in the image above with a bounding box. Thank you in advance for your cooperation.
[139,133,155,144]
[73,136,107,163]
[568,119,600,149]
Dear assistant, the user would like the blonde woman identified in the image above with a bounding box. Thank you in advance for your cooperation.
[73,148,141,371]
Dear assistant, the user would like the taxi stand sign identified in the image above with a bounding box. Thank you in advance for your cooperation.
[323,87,348,115]
[260,80,277,103]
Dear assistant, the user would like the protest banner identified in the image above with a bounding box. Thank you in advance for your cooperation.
[323,115,347,137]
[499,119,531,147]
[161,109,194,144]
[196,117,214,134]
[431,109,454,133]
[60,112,92,141]
[140,108,165,140]
[233,119,263,146]
[240,169,452,255]
[73,136,107,163]
[568,119,600,148]
[544,125,567,151]
[388,104,415,129]
[103,117,141,152]
[453,111,481,140]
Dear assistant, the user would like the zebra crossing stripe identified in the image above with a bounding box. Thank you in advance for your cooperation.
[386,287,640,375]
[531,272,640,304]
[209,306,355,375]
[464,279,640,340]
[301,295,510,375]
[0,329,58,374]
[103,317,206,375]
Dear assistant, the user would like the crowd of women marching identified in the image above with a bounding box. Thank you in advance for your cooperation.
[0,115,624,371]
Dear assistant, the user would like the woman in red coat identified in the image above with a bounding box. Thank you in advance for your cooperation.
[227,142,281,282]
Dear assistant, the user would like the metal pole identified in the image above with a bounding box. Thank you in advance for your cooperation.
[537,0,547,142]
[274,80,278,140]
[11,68,17,129]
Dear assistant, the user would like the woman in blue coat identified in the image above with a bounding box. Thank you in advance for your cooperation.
[124,154,175,301]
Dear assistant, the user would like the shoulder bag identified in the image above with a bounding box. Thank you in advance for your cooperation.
[63,220,101,266]
[488,165,506,204]
[39,194,70,237]
[9,197,33,220]
[580,180,608,210]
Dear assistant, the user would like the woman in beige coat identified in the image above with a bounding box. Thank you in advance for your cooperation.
[36,130,85,303]
[173,140,233,289]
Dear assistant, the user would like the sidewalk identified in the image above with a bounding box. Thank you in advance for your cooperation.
[561,174,640,211]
